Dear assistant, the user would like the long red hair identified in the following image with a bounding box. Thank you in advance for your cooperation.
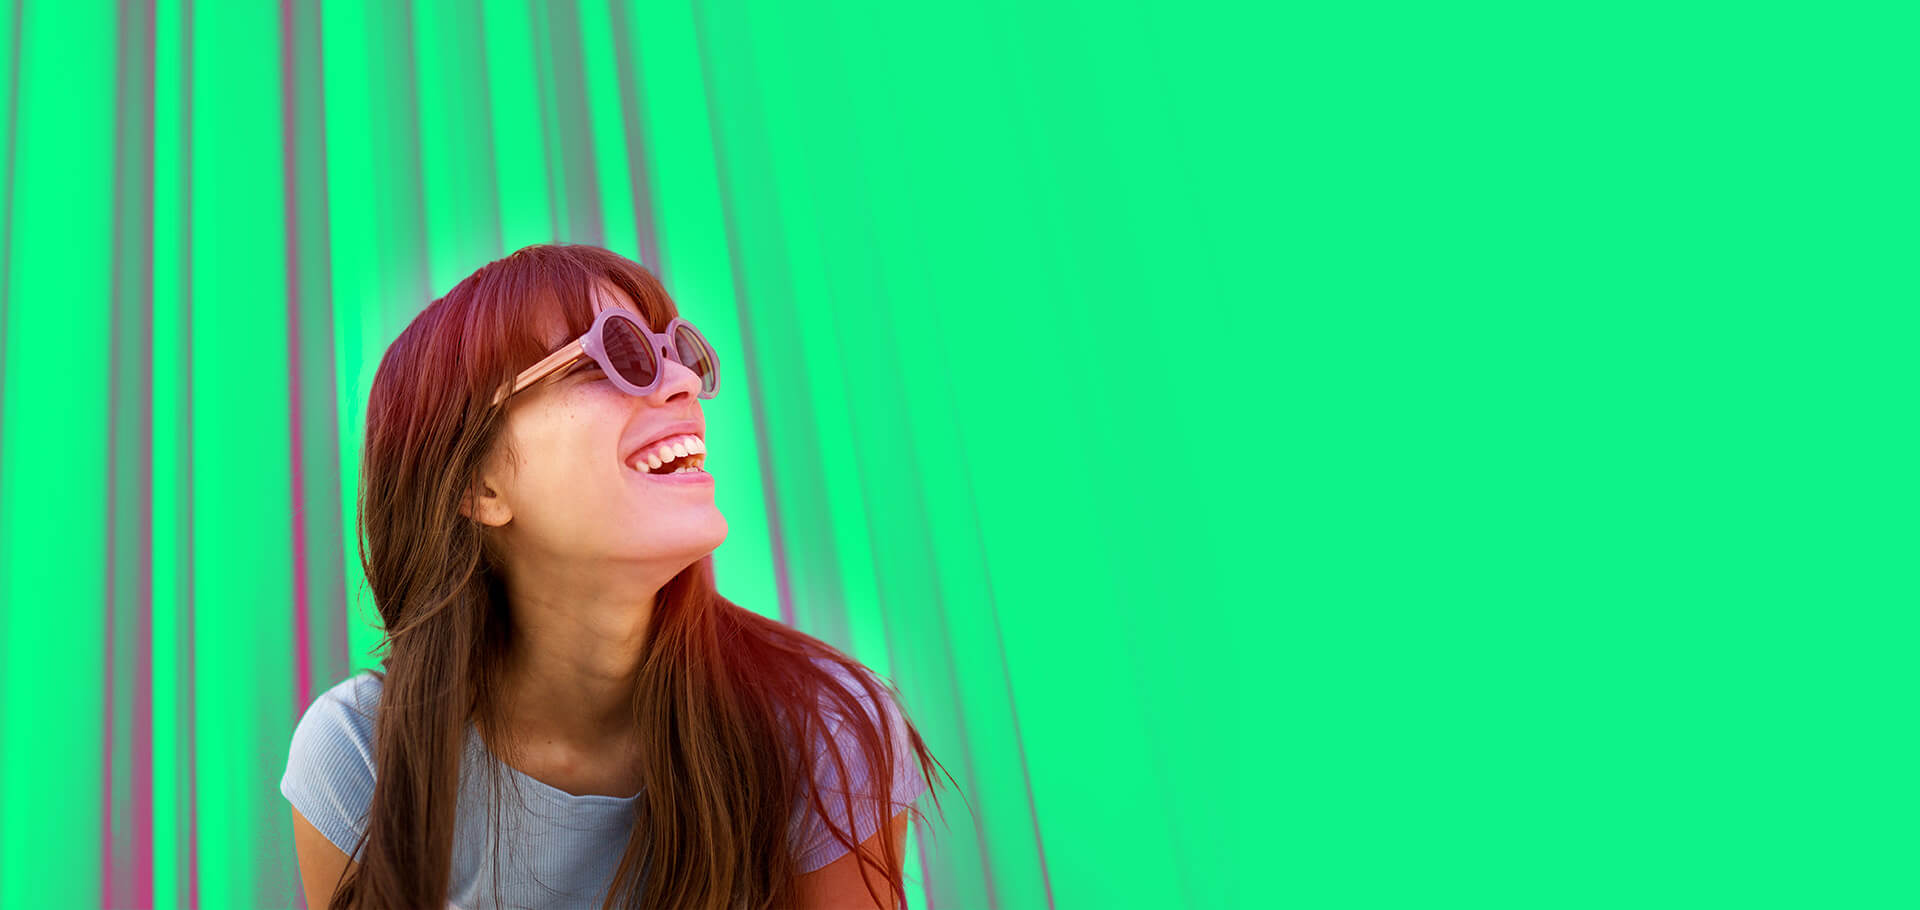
[333,243,952,909]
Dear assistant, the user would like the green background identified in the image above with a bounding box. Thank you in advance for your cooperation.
[0,1,1909,908]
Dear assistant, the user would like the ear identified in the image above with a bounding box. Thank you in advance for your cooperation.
[460,464,514,528]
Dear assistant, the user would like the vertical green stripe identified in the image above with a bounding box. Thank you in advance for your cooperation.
[576,0,637,259]
[626,0,781,629]
[690,0,806,634]
[283,0,350,704]
[318,0,384,679]
[603,0,662,274]
[320,0,434,683]
[482,0,555,252]
[541,0,602,245]
[0,2,116,905]
[149,2,187,903]
[803,4,1058,900]
[525,0,567,241]
[188,0,299,904]
[695,0,859,647]
[0,0,14,896]
[415,0,503,292]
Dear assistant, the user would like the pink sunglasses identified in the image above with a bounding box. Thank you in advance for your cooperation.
[490,307,721,408]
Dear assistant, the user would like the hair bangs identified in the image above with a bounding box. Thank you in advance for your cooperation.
[451,244,681,415]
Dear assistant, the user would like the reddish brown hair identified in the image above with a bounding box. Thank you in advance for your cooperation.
[333,243,952,909]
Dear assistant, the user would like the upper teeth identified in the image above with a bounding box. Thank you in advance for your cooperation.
[628,434,706,472]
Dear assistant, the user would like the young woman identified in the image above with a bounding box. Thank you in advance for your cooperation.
[280,243,951,909]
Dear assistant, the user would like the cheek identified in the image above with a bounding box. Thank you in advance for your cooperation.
[515,446,611,508]
[518,466,636,543]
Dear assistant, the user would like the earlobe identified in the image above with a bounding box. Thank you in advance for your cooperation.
[461,480,512,527]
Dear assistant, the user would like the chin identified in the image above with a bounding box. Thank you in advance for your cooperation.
[696,521,729,556]
[674,514,729,555]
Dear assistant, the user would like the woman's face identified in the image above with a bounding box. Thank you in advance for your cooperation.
[465,281,728,581]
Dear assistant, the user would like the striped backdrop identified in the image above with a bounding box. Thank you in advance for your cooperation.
[8,2,1904,910]
[0,0,1266,907]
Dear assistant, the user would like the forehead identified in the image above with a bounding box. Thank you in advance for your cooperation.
[541,281,642,349]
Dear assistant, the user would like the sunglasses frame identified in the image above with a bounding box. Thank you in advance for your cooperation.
[489,308,721,408]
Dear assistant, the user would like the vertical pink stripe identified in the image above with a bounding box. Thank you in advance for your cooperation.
[103,0,161,903]
[103,372,120,905]
[278,0,311,722]
[301,0,350,692]
[130,396,156,910]
[0,0,12,890]
[128,5,158,900]
[127,0,158,900]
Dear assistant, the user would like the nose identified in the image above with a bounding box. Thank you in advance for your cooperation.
[647,347,705,403]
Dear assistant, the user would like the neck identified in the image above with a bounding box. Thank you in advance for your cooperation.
[495,590,656,752]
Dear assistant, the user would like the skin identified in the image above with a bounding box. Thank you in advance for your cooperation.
[457,282,915,907]
[293,280,905,907]
[459,280,728,782]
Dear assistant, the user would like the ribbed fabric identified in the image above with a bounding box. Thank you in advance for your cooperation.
[789,661,931,874]
[280,658,928,909]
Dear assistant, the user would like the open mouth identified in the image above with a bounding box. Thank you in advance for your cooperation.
[644,453,706,475]
[625,435,708,476]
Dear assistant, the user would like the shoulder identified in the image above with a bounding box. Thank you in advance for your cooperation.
[810,657,889,715]
[808,657,906,739]
[296,671,383,744]
[801,655,922,783]
[790,657,929,872]
[280,671,384,856]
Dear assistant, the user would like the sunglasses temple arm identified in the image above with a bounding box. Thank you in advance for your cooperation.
[493,339,588,406]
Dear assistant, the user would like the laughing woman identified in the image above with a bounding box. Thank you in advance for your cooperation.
[280,243,950,910]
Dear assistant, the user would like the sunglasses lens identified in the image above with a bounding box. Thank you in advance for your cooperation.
[602,317,658,389]
[671,324,719,395]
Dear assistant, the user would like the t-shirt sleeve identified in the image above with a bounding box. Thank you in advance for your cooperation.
[280,674,380,859]
[790,664,931,874]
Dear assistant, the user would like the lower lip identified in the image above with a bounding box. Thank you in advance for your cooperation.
[630,466,713,485]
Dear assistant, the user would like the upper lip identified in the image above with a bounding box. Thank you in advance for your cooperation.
[623,421,704,466]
